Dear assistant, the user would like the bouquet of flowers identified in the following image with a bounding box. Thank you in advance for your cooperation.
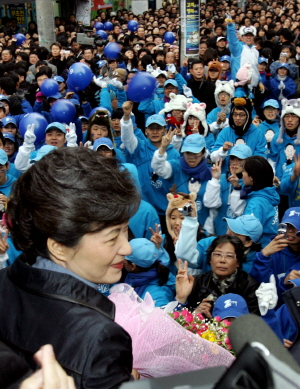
[170,309,235,355]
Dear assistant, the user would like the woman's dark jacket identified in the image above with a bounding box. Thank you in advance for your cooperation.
[186,269,260,315]
[0,258,132,389]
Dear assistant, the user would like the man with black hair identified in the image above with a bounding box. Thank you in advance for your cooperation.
[28,47,57,77]
[0,77,16,96]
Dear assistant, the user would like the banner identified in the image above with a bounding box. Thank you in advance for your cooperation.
[185,0,200,56]
[76,0,91,26]
[8,4,26,28]
[91,0,113,10]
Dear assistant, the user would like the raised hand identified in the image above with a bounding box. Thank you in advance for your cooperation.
[93,75,107,88]
[0,230,9,254]
[175,258,194,303]
[122,101,133,120]
[149,223,162,249]
[212,158,223,180]
[108,78,123,89]
[217,111,226,125]
[66,122,77,147]
[174,124,182,136]
[194,298,213,318]
[262,234,289,257]
[183,84,193,98]
[292,154,300,181]
[191,119,200,133]
[25,124,36,145]
[222,141,233,152]
[161,128,176,150]
[227,172,240,188]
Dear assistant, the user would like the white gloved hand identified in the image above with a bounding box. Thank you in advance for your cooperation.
[167,64,176,74]
[108,78,123,89]
[183,84,193,98]
[84,140,93,150]
[146,64,154,73]
[278,80,286,90]
[255,274,278,316]
[93,75,107,88]
[23,124,36,152]
[66,122,78,147]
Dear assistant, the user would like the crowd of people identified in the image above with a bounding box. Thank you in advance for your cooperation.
[1,0,300,387]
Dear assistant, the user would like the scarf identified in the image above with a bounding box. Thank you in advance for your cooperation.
[124,267,158,298]
[240,185,253,199]
[164,96,171,103]
[180,157,212,182]
[212,269,238,295]
[166,115,183,129]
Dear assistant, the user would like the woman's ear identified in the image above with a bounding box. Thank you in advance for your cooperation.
[47,238,69,266]
[244,239,253,248]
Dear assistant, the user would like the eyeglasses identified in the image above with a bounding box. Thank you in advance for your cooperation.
[148,126,164,131]
[219,92,229,97]
[284,114,299,120]
[212,252,237,260]
[233,113,247,119]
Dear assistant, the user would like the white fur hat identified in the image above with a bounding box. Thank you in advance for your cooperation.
[158,93,192,114]
[277,98,300,144]
[239,25,257,37]
[235,63,253,87]
[214,80,235,113]
[181,102,209,137]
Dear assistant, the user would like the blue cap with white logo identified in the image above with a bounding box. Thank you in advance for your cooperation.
[223,214,263,243]
[263,99,280,109]
[213,293,249,319]
[2,116,17,127]
[230,144,252,159]
[146,114,166,127]
[220,55,231,63]
[258,57,268,64]
[164,79,178,88]
[181,133,206,153]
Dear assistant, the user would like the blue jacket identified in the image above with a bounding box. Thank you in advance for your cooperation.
[250,246,300,306]
[269,131,300,180]
[98,85,127,113]
[280,163,300,207]
[212,124,267,158]
[243,186,280,248]
[8,163,22,179]
[265,76,296,105]
[206,106,230,125]
[140,273,176,307]
[129,199,160,240]
[180,66,191,81]
[126,138,179,215]
[257,120,280,156]
[168,159,210,226]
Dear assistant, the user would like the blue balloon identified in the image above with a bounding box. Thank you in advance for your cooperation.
[40,79,59,98]
[128,20,138,32]
[164,32,176,44]
[51,100,76,123]
[68,63,93,92]
[14,33,26,46]
[66,78,77,92]
[96,30,108,39]
[127,72,156,102]
[103,21,113,31]
[19,113,48,145]
[89,107,111,118]
[104,42,120,60]
[94,22,104,30]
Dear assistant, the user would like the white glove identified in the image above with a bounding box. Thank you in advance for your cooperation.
[167,64,176,74]
[255,275,278,316]
[278,80,285,90]
[108,78,123,89]
[66,122,78,147]
[93,75,107,88]
[183,84,193,98]
[84,140,93,150]
[146,64,154,73]
[23,124,36,153]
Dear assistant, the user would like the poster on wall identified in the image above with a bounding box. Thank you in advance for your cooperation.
[185,0,200,56]
[91,0,113,10]
[8,4,26,29]
[76,0,91,26]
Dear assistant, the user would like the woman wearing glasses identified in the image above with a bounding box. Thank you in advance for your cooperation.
[175,235,260,318]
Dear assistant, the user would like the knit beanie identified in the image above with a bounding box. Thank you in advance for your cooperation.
[277,98,300,145]
[229,97,253,136]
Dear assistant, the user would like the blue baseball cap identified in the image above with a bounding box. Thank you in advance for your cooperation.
[223,215,263,243]
[70,98,80,106]
[220,55,231,63]
[79,116,88,121]
[47,92,62,100]
[146,114,166,127]
[230,144,252,159]
[0,95,9,102]
[53,76,65,83]
[282,207,300,232]
[0,149,8,165]
[164,79,178,88]
[181,133,206,153]
[45,122,67,134]
[30,145,57,162]
[258,57,268,64]
[97,60,107,68]
[288,278,300,287]
[212,293,249,320]
[126,238,162,268]
[2,132,16,143]
[277,63,289,70]
[2,116,17,127]
[263,99,280,109]
[93,137,114,151]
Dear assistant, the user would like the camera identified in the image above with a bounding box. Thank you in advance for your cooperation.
[178,203,192,216]
[77,29,95,45]
[278,223,287,237]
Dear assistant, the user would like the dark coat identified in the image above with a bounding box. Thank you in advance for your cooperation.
[187,77,216,115]
[186,269,260,315]
[0,258,133,389]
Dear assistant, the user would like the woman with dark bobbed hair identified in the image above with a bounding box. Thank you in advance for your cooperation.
[229,155,280,247]
[0,147,140,388]
[176,235,260,317]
